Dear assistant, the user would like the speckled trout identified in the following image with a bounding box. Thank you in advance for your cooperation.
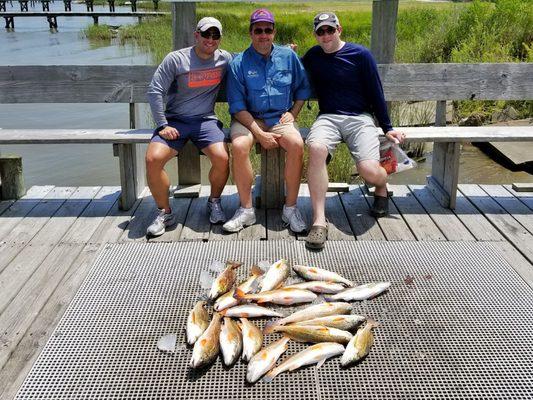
[324,282,391,302]
[340,319,379,366]
[186,301,209,346]
[292,265,353,287]
[263,342,345,382]
[263,302,352,334]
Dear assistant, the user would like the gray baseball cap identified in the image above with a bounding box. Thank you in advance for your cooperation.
[196,17,223,34]
[313,12,339,31]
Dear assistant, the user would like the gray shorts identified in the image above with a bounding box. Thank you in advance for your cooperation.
[306,114,381,163]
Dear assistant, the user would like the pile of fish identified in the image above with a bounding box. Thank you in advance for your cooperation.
[185,259,390,383]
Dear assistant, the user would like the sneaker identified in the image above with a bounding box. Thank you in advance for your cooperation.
[282,205,307,233]
[222,207,256,233]
[207,198,226,224]
[146,208,178,237]
[370,195,389,218]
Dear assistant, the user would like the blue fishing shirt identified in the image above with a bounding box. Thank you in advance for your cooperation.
[227,44,311,128]
[302,42,393,133]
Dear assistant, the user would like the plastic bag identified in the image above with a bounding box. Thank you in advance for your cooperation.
[379,140,417,175]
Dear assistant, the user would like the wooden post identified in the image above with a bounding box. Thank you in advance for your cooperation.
[370,0,399,64]
[171,1,202,196]
[0,154,26,200]
[257,147,285,209]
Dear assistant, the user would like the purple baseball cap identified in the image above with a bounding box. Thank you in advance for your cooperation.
[250,8,275,26]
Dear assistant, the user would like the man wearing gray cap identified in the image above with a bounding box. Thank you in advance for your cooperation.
[145,17,232,237]
[302,12,406,250]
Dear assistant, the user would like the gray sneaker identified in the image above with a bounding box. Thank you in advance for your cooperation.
[207,198,226,224]
[146,208,178,237]
[282,205,307,233]
[222,207,256,233]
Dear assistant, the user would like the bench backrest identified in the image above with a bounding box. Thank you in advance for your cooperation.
[1,63,531,105]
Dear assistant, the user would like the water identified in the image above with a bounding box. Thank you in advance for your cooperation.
[1,4,531,189]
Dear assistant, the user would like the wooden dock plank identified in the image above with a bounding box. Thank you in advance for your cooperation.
[481,185,533,235]
[390,185,446,241]
[150,196,193,243]
[0,188,119,371]
[504,185,533,211]
[459,184,533,263]
[0,187,99,315]
[490,241,533,290]
[408,185,476,241]
[339,185,385,241]
[452,189,505,241]
[0,185,55,242]
[363,187,416,241]
[0,201,14,216]
[0,187,77,274]
[119,194,156,242]
[90,197,142,244]
[179,186,211,241]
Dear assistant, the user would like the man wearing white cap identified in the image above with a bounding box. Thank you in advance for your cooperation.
[302,12,406,250]
[145,17,233,237]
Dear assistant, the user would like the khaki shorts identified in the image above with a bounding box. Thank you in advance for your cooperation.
[230,119,300,140]
[306,113,381,163]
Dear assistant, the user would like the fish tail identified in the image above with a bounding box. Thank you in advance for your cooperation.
[323,295,334,302]
[227,260,242,270]
[219,309,227,317]
[263,320,280,335]
[366,318,380,329]
[262,370,277,383]
[251,265,264,276]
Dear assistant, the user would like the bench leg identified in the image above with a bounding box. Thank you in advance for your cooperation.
[114,143,145,210]
[0,154,26,200]
[257,147,285,209]
[427,142,460,209]
[174,141,202,198]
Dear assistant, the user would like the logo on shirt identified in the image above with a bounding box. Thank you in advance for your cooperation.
[188,67,222,88]
[247,70,259,78]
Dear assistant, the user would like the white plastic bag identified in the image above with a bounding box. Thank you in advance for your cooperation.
[379,140,417,175]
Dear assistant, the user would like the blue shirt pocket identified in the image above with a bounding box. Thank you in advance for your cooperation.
[245,74,268,114]
[271,70,292,111]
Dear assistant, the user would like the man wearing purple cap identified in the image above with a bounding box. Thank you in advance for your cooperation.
[145,17,232,237]
[224,8,311,233]
[302,12,406,250]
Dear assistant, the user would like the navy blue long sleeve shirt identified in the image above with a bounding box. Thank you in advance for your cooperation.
[302,42,393,133]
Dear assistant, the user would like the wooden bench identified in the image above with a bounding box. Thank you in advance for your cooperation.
[0,63,532,210]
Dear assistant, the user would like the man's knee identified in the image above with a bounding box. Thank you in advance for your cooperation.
[308,142,329,163]
[358,160,385,183]
[145,148,171,169]
[209,148,230,169]
[231,138,252,159]
[283,135,304,157]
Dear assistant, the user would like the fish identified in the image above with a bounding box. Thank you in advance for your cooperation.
[240,318,263,362]
[237,265,264,294]
[190,312,222,368]
[263,342,345,382]
[284,280,346,294]
[220,304,284,318]
[292,314,366,331]
[263,302,352,334]
[214,266,265,311]
[269,325,353,344]
[213,288,239,312]
[234,287,317,306]
[186,300,209,346]
[208,261,241,301]
[220,317,242,366]
[340,319,379,366]
[324,282,391,302]
[260,259,290,292]
[246,337,290,383]
[292,265,353,287]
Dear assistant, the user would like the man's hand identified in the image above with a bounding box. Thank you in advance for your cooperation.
[385,130,406,144]
[159,126,180,140]
[257,131,282,150]
[279,111,295,124]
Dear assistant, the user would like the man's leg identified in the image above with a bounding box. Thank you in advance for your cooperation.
[276,125,304,207]
[231,132,255,208]
[307,142,329,227]
[145,141,178,212]
[357,160,388,196]
[201,142,230,199]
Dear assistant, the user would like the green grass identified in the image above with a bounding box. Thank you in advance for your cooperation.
[84,0,533,182]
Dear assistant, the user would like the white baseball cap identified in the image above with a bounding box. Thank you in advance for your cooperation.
[196,17,223,35]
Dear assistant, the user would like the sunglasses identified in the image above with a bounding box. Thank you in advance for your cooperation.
[252,27,274,35]
[316,26,337,36]
[199,30,221,40]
